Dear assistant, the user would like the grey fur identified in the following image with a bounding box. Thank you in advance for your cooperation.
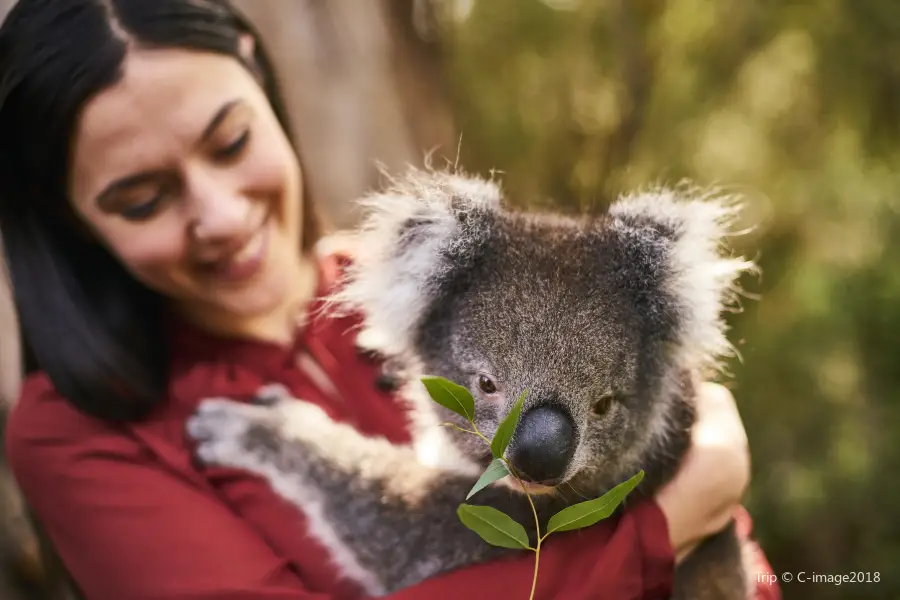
[186,167,758,598]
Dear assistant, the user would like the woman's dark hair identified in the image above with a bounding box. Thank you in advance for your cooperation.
[0,0,323,421]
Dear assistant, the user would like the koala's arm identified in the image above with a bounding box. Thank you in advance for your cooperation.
[186,389,542,596]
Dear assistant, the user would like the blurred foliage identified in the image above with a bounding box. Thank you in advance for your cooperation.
[434,0,900,598]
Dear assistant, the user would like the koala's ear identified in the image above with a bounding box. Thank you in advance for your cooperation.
[324,167,502,355]
[606,186,757,375]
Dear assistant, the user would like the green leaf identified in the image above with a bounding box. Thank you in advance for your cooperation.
[457,504,531,550]
[490,390,527,459]
[466,458,511,500]
[421,376,475,422]
[546,470,645,535]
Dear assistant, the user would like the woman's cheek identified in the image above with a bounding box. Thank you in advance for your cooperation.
[105,223,190,285]
[244,127,302,224]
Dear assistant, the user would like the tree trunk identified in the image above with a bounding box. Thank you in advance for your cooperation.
[231,0,459,230]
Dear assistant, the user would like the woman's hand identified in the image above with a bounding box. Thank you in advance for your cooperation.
[655,381,751,563]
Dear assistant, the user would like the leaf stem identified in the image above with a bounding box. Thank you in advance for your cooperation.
[502,458,543,600]
[463,419,544,599]
[469,424,494,448]
[445,421,494,447]
[441,423,479,436]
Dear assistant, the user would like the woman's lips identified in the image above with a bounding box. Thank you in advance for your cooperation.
[200,222,269,284]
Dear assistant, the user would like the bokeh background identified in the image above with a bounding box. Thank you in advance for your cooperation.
[1,1,898,599]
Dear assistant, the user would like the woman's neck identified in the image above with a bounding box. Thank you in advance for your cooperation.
[175,254,320,347]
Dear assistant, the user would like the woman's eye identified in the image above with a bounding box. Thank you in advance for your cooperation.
[214,129,250,160]
[121,194,164,222]
[478,375,498,394]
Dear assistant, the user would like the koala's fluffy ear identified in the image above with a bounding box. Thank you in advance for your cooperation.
[606,186,757,376]
[324,167,502,356]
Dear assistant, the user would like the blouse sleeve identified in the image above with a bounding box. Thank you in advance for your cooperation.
[5,375,675,600]
[5,375,330,600]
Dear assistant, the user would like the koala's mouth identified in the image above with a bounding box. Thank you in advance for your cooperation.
[498,477,558,496]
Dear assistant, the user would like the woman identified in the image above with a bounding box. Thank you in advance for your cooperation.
[0,1,779,599]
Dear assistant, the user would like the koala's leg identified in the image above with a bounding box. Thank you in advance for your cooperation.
[671,520,754,600]
[186,386,545,596]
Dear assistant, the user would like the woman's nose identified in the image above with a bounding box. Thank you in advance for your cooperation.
[186,174,253,242]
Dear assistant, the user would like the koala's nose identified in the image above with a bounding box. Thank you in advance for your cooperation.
[508,406,576,486]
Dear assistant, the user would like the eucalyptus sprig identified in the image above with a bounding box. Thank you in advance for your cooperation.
[421,375,645,600]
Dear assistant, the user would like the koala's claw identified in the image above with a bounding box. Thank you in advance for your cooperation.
[251,383,293,407]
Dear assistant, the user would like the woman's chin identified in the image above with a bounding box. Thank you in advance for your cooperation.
[168,256,314,336]
[214,288,292,320]
[173,286,292,332]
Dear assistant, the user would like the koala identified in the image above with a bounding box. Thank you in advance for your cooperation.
[186,167,758,599]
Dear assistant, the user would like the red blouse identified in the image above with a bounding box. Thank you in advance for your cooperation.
[5,254,780,600]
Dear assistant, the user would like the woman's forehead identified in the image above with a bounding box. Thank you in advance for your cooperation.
[69,47,257,202]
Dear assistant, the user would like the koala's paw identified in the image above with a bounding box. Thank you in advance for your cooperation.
[186,397,284,471]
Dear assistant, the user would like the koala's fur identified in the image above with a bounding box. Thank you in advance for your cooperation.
[187,167,758,599]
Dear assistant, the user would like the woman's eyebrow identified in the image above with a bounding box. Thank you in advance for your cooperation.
[94,98,243,209]
[199,98,242,142]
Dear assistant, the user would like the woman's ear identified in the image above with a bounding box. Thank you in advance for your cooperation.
[237,33,263,83]
[238,33,256,63]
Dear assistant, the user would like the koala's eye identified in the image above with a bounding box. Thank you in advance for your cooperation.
[477,375,498,395]
[592,391,622,417]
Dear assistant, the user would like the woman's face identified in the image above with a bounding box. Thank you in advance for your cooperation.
[67,46,305,329]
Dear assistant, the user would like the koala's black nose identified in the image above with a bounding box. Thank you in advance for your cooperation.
[508,406,576,486]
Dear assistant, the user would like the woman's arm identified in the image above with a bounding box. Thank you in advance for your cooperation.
[657,382,752,562]
[6,375,764,600]
[6,375,675,600]
[656,382,782,600]
[5,377,325,600]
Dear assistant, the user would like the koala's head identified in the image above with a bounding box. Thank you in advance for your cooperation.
[328,168,755,496]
